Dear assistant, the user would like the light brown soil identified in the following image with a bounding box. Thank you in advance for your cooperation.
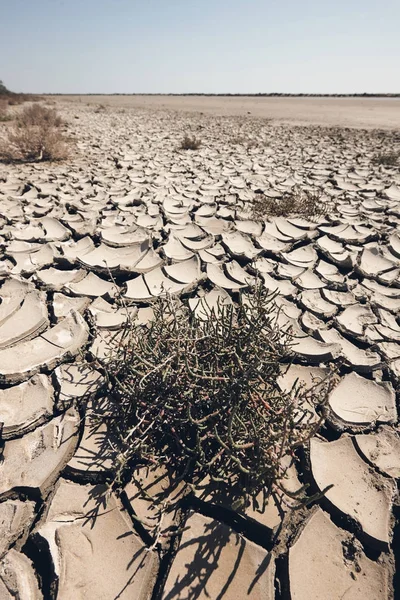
[56,95,400,130]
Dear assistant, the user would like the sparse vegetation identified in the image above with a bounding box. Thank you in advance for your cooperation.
[231,135,247,145]
[0,81,15,118]
[7,96,24,106]
[16,103,63,128]
[372,151,400,166]
[0,100,12,122]
[252,186,329,220]
[0,103,69,162]
[91,286,331,526]
[0,80,41,106]
[231,136,258,149]
[180,134,202,150]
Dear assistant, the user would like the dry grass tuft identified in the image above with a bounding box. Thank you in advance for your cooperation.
[180,134,202,150]
[252,186,329,220]
[372,151,400,167]
[0,103,69,163]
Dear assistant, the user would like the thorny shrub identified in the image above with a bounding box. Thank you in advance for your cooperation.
[252,186,330,220]
[180,134,202,150]
[91,286,332,523]
[0,103,69,162]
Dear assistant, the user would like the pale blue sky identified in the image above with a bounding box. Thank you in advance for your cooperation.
[1,0,399,94]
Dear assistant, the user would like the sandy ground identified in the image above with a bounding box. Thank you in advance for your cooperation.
[56,95,400,130]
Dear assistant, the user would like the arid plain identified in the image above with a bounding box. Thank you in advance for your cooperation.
[62,94,400,129]
[0,95,399,599]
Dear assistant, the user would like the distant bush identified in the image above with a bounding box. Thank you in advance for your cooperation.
[0,100,12,122]
[16,103,63,128]
[7,96,24,106]
[0,80,41,105]
[372,151,400,167]
[0,103,69,162]
[180,134,201,150]
[252,186,329,220]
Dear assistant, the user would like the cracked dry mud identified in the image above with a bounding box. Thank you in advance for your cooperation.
[0,99,399,599]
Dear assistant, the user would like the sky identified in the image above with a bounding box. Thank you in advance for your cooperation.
[1,0,399,94]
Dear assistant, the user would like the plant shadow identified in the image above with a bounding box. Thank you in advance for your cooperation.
[163,513,273,600]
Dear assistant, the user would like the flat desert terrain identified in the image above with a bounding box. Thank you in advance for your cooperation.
[0,96,399,599]
[60,94,400,129]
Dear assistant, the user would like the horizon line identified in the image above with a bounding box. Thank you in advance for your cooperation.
[42,92,400,98]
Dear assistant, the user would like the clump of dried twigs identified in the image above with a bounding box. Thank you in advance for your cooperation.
[92,285,331,514]
[252,186,329,220]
